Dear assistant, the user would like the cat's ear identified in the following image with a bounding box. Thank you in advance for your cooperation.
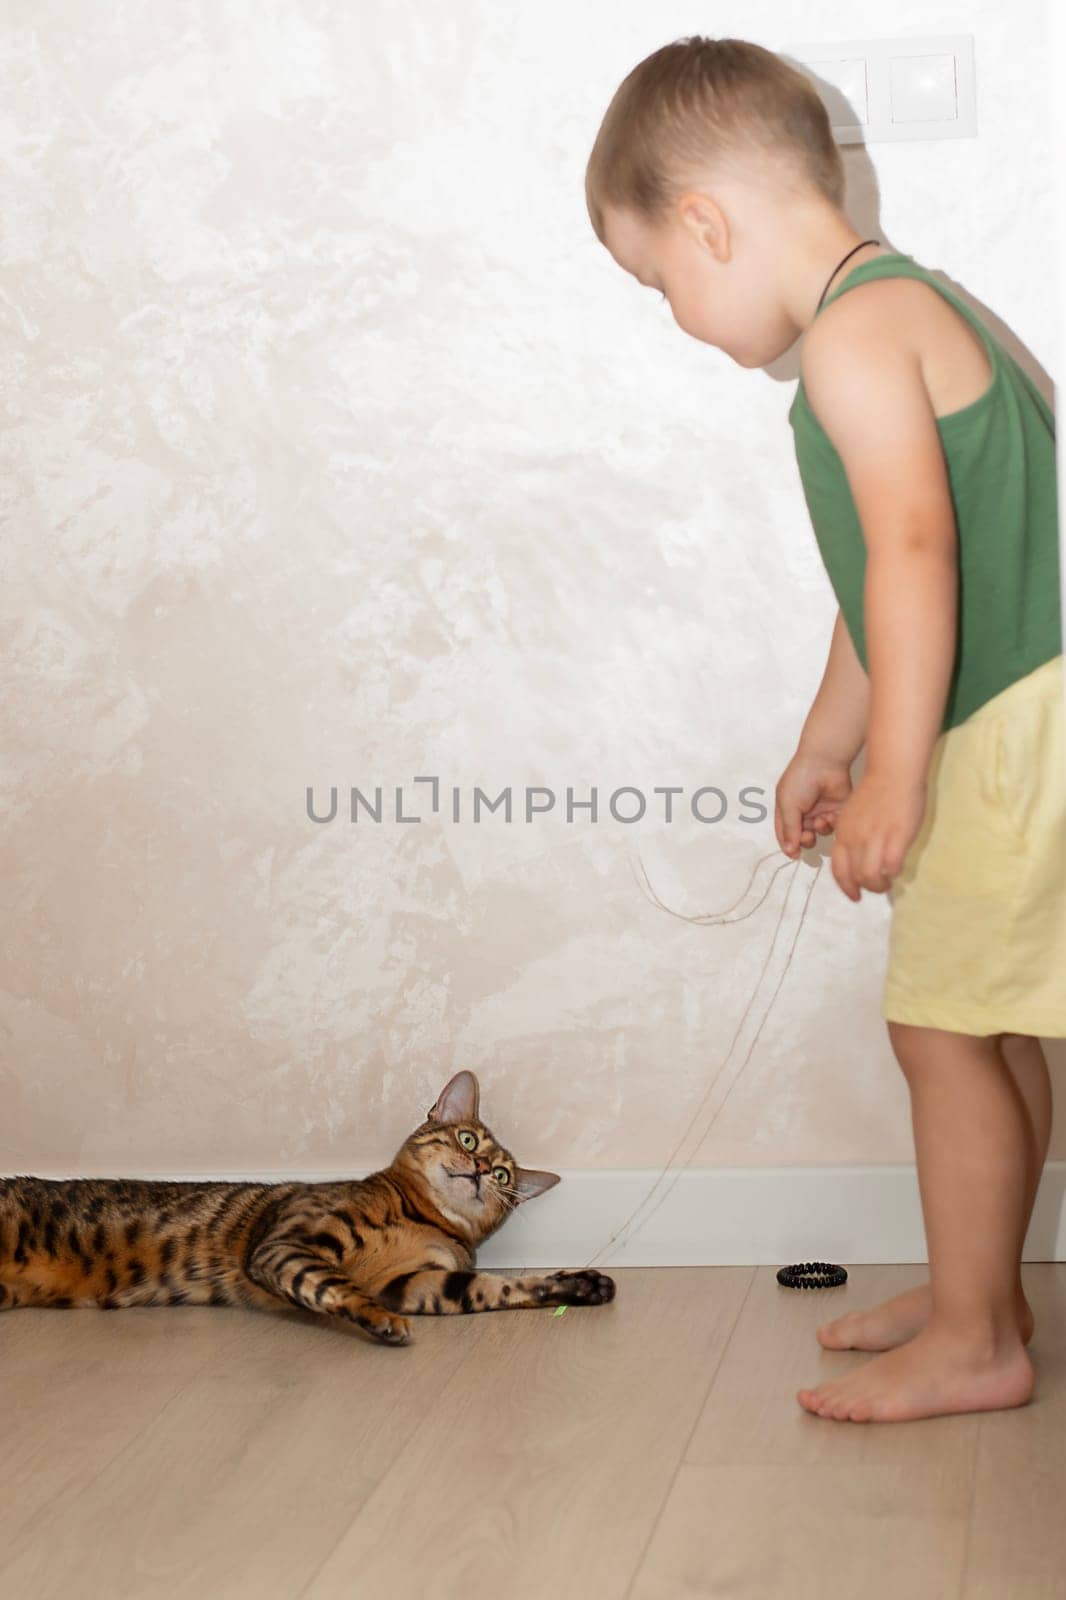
[425,1069,480,1126]
[512,1167,561,1203]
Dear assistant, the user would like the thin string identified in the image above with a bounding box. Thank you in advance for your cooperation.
[630,845,796,925]
[580,848,824,1271]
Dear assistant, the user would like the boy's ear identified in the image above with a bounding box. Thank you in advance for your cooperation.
[425,1069,480,1125]
[512,1167,561,1203]
[677,190,728,256]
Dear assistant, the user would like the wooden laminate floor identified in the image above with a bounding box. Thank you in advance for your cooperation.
[1,1263,1063,1599]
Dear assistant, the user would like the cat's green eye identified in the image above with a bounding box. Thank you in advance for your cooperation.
[493,1168,509,1185]
[457,1129,477,1150]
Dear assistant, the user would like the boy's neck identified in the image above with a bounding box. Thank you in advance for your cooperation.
[779,201,889,335]
[710,172,891,353]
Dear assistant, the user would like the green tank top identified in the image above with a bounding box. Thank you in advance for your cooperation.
[788,251,1061,732]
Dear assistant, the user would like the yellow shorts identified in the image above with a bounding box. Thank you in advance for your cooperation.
[882,653,1066,1037]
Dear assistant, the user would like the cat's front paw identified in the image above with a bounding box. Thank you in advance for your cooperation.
[348,1308,412,1346]
[546,1269,616,1306]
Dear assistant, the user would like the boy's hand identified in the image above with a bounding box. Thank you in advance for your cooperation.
[831,772,927,901]
[774,748,854,858]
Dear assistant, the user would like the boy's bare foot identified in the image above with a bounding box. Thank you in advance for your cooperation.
[798,1324,1034,1423]
[817,1282,1035,1351]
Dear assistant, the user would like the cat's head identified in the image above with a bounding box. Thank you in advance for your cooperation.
[394,1069,560,1239]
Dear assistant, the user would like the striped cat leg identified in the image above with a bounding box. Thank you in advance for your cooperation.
[245,1237,412,1345]
[377,1266,615,1316]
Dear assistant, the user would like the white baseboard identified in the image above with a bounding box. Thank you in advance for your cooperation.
[17,1163,1066,1267]
[476,1162,1066,1269]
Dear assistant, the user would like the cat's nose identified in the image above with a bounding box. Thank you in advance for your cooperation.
[474,1157,490,1174]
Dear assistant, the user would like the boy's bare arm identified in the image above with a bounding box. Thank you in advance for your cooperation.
[796,607,869,768]
[775,608,868,857]
[801,293,958,791]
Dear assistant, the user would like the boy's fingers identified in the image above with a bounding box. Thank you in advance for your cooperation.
[831,839,860,902]
[861,835,892,893]
[882,837,906,879]
[775,796,797,854]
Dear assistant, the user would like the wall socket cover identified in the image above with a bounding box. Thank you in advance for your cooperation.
[782,35,977,143]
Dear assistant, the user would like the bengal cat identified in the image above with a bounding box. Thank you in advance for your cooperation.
[0,1069,615,1344]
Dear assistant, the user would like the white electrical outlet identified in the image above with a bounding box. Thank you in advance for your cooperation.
[782,35,977,143]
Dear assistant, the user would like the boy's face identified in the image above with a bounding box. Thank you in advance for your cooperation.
[600,195,794,369]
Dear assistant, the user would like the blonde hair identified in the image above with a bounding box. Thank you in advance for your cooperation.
[585,37,845,243]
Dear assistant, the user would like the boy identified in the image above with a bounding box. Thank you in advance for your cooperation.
[585,37,1064,1423]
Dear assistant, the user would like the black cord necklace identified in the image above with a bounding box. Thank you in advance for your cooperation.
[815,238,882,313]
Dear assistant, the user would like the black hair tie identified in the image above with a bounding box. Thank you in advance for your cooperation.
[777,1261,848,1290]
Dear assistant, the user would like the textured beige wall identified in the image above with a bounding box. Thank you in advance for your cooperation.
[2,0,1062,1175]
